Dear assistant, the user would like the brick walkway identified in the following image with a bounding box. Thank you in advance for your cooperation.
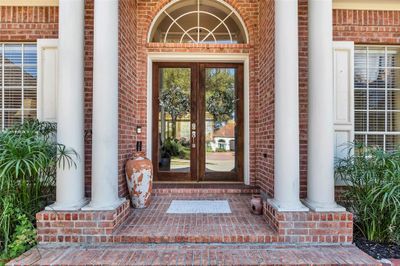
[113,194,276,243]
[7,243,379,265]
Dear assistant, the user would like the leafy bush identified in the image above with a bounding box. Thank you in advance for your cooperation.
[161,138,188,159]
[0,120,76,259]
[335,143,400,244]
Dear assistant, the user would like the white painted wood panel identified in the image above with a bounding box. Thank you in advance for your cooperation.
[37,39,58,122]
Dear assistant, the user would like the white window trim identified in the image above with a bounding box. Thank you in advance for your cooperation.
[147,53,250,185]
[147,0,249,44]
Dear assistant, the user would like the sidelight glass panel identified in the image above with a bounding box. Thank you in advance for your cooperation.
[158,68,191,172]
[205,68,236,173]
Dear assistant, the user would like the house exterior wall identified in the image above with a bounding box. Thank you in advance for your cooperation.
[1,1,399,199]
[134,0,260,190]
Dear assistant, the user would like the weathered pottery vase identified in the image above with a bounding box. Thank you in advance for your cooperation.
[125,155,153,208]
[250,195,263,215]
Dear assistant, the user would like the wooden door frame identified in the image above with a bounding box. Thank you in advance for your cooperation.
[152,62,244,182]
[152,62,198,182]
[198,63,244,182]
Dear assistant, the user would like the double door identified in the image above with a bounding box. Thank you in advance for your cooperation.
[152,62,244,182]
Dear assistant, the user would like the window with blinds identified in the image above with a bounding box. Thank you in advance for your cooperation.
[354,46,400,151]
[0,43,37,130]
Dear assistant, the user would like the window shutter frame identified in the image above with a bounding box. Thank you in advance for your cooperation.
[37,39,58,122]
[333,41,355,185]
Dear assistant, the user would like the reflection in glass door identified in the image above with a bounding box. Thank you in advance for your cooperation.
[200,64,243,181]
[153,63,196,181]
[153,63,243,182]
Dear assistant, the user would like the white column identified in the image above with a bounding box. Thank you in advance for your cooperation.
[83,0,123,210]
[305,0,344,212]
[46,0,87,211]
[268,0,308,212]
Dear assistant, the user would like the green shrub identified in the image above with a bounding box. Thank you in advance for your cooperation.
[0,120,76,259]
[335,143,400,244]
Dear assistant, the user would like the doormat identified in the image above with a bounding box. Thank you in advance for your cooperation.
[166,200,231,214]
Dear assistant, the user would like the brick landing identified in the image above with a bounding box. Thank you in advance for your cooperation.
[7,243,379,266]
[113,194,276,243]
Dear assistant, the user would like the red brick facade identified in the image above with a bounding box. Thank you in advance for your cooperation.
[264,201,353,243]
[1,2,399,203]
[36,200,130,243]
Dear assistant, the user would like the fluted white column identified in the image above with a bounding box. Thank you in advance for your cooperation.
[304,0,344,212]
[46,0,87,211]
[83,0,123,210]
[268,0,308,212]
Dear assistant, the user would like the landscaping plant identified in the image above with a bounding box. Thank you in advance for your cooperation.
[335,143,400,244]
[0,120,76,262]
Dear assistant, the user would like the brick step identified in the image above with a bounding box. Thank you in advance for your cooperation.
[8,243,380,266]
[152,183,260,196]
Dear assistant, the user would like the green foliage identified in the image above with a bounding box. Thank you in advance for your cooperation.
[335,143,400,244]
[206,69,235,127]
[160,68,191,138]
[161,138,188,159]
[0,120,76,259]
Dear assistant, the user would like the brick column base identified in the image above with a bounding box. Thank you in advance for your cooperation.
[36,200,130,243]
[263,201,353,243]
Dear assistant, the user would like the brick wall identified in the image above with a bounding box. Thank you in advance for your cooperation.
[0,6,58,41]
[84,0,94,196]
[118,0,138,197]
[256,0,275,196]
[333,9,400,43]
[264,201,353,243]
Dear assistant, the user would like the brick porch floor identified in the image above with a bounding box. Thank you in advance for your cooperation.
[112,194,276,243]
[10,184,381,265]
[7,243,379,265]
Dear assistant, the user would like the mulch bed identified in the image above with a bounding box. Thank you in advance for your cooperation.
[354,235,400,260]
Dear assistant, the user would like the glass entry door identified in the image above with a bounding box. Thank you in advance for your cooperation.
[152,62,243,182]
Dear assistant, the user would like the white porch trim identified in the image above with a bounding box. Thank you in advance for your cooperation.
[146,53,250,185]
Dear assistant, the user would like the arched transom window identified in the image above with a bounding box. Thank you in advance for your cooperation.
[149,0,248,44]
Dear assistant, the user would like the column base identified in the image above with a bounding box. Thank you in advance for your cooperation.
[45,198,89,211]
[81,197,126,211]
[302,199,346,212]
[267,198,309,212]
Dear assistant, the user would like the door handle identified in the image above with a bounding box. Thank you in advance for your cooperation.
[191,130,196,148]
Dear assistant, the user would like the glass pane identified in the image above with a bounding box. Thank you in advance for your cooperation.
[368,47,385,69]
[354,67,367,88]
[387,47,400,68]
[368,68,385,88]
[386,135,400,151]
[24,109,37,122]
[355,111,367,131]
[4,87,22,108]
[150,0,247,44]
[23,44,37,65]
[158,68,191,172]
[368,111,385,131]
[368,90,385,110]
[387,69,400,89]
[4,110,21,128]
[4,44,22,64]
[387,111,400,132]
[367,134,384,147]
[205,68,236,173]
[354,89,367,110]
[387,90,400,111]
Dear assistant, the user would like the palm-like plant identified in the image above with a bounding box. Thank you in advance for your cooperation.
[0,120,77,254]
[336,143,400,244]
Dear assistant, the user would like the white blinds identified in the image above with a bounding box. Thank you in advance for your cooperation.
[354,46,400,151]
[0,43,37,130]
